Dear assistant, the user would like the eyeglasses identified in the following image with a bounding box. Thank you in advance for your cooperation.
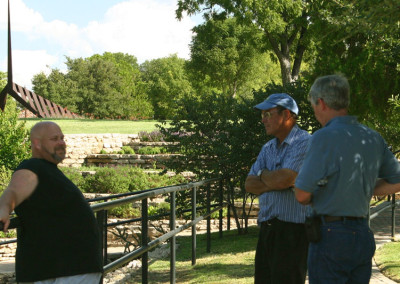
[261,110,279,119]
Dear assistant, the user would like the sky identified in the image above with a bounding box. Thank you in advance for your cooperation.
[0,0,201,90]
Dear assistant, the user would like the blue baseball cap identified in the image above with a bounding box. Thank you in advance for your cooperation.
[254,93,299,115]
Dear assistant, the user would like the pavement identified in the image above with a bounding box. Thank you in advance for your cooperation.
[0,207,399,283]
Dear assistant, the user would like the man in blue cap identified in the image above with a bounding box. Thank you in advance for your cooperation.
[245,93,311,284]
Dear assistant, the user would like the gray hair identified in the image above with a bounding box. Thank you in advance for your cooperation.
[309,74,350,110]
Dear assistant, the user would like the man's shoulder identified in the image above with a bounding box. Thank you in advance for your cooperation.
[289,125,311,143]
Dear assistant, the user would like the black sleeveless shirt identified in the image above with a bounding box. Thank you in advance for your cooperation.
[14,158,102,282]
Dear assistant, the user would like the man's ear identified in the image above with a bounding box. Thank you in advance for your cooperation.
[31,138,41,150]
[319,98,328,110]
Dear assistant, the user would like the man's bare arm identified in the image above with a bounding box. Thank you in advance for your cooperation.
[245,168,297,195]
[0,170,38,231]
[373,179,400,196]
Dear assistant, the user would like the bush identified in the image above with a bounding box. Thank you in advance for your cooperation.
[0,166,12,194]
[0,98,30,172]
[138,130,165,142]
[148,202,170,218]
[118,146,135,154]
[137,146,167,155]
[110,205,140,219]
[79,166,187,194]
[82,166,132,194]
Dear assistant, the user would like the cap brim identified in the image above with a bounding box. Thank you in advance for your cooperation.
[254,101,277,110]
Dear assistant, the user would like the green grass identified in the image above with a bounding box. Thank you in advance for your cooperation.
[374,241,400,282]
[19,118,167,134]
[127,225,259,283]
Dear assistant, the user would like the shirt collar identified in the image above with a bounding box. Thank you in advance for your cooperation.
[271,124,300,148]
[325,115,358,127]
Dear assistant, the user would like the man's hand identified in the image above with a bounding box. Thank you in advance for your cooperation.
[295,187,312,205]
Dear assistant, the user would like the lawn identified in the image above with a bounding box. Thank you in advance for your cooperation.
[19,118,166,134]
[127,225,259,283]
[374,241,400,283]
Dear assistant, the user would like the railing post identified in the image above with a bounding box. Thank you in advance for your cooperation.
[219,179,223,238]
[170,191,176,284]
[192,186,197,265]
[142,198,148,284]
[96,209,107,284]
[391,193,396,240]
[227,186,231,231]
[207,184,211,253]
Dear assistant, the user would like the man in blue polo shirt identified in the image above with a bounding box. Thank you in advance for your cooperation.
[245,93,311,284]
[295,74,400,283]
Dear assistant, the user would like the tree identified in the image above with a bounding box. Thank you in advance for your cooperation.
[32,70,80,113]
[158,81,318,234]
[303,1,400,148]
[188,17,280,98]
[32,53,153,119]
[140,54,193,120]
[177,0,315,86]
[0,75,30,190]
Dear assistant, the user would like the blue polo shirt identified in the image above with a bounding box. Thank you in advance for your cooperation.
[295,116,400,216]
[249,124,311,224]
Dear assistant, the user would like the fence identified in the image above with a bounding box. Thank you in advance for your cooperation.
[91,177,226,283]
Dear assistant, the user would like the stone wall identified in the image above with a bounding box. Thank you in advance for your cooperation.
[60,134,140,168]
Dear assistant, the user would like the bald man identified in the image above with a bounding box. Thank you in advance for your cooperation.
[0,121,103,283]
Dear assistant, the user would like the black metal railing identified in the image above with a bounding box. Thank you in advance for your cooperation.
[90,178,226,283]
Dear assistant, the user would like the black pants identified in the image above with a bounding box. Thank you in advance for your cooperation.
[255,218,309,284]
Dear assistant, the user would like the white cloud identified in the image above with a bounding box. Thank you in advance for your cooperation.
[12,50,58,89]
[84,0,195,62]
[1,0,197,90]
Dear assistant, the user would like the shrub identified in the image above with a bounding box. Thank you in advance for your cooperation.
[82,166,132,194]
[138,130,165,142]
[79,166,187,194]
[0,98,30,172]
[148,202,170,219]
[118,146,135,154]
[137,146,167,155]
[0,166,12,194]
[110,205,140,218]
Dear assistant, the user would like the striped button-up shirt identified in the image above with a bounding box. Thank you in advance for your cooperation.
[249,124,311,224]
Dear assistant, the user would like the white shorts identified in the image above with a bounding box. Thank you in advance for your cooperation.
[20,272,102,284]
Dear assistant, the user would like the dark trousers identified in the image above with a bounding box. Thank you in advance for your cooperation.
[255,218,309,284]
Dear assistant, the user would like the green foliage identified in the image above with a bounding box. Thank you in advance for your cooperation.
[118,146,135,154]
[188,17,280,98]
[0,98,30,173]
[79,166,187,194]
[0,166,12,194]
[137,146,167,155]
[148,202,170,218]
[0,229,17,238]
[32,52,154,119]
[82,166,133,194]
[140,54,194,120]
[176,0,314,86]
[138,130,165,142]
[158,82,318,232]
[110,204,139,219]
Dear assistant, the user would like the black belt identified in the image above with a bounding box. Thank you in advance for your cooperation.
[323,216,365,222]
[261,218,279,226]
